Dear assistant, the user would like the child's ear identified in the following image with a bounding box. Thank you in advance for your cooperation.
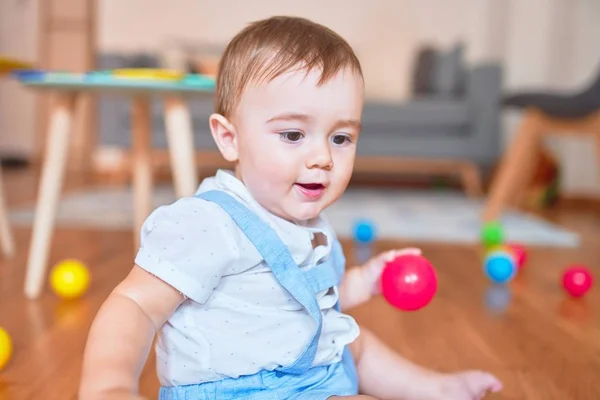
[209,113,239,162]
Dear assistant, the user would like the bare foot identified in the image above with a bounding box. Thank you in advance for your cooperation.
[435,370,503,400]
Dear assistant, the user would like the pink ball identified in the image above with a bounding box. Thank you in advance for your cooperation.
[507,243,527,269]
[562,265,593,297]
[381,254,438,311]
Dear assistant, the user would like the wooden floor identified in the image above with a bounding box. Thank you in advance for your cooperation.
[0,168,599,399]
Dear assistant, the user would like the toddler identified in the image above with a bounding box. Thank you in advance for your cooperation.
[80,16,503,400]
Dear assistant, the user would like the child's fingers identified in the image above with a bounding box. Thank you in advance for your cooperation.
[365,248,424,295]
[384,247,421,262]
[366,248,423,291]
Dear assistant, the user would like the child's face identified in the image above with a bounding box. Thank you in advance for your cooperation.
[231,67,364,222]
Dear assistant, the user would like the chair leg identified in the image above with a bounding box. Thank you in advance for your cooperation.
[0,166,15,258]
[25,93,77,299]
[164,96,198,197]
[482,110,544,221]
[131,97,153,251]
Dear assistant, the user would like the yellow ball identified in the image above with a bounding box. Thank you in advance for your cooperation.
[50,259,90,299]
[0,327,12,370]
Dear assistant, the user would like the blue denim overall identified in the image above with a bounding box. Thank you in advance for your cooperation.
[159,190,359,399]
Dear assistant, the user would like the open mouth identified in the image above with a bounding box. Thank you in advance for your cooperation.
[295,182,326,200]
[296,183,324,190]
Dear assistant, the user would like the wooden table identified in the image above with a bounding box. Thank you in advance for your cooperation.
[17,71,215,299]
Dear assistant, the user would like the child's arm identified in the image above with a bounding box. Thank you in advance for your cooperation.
[79,265,185,399]
[337,248,421,311]
[348,325,503,399]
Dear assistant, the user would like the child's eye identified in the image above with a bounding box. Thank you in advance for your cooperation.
[332,134,351,145]
[280,131,304,143]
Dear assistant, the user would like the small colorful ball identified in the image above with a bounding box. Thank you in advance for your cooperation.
[381,254,438,311]
[484,251,516,284]
[353,219,376,243]
[480,221,504,248]
[562,265,593,298]
[0,327,12,371]
[50,259,91,299]
[507,243,527,269]
[485,244,514,258]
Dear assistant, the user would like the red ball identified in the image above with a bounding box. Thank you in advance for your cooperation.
[562,265,593,297]
[381,254,438,311]
[507,243,527,269]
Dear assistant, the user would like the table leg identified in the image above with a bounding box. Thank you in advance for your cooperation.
[164,96,198,197]
[459,162,483,198]
[25,93,77,299]
[132,97,153,250]
[0,165,15,258]
[482,110,543,222]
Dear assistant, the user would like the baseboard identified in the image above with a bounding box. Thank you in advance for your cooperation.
[90,147,486,193]
[91,146,232,186]
[86,147,600,212]
[556,194,600,211]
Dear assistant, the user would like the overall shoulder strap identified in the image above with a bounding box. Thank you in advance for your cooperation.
[196,190,322,374]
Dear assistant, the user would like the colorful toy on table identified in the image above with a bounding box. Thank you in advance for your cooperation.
[50,259,91,299]
[0,55,34,76]
[13,67,216,90]
[110,68,184,80]
[562,265,593,298]
[95,68,215,86]
[0,327,12,371]
[381,254,438,311]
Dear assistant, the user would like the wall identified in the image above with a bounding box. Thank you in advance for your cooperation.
[553,0,600,196]
[1,0,598,194]
[98,0,502,101]
[0,0,39,157]
[501,0,600,195]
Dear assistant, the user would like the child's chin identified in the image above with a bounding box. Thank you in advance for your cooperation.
[288,206,323,222]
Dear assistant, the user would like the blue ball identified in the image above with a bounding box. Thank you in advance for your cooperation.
[353,220,375,243]
[484,251,516,284]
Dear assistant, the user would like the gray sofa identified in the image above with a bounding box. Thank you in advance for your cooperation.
[358,64,502,168]
[97,47,502,174]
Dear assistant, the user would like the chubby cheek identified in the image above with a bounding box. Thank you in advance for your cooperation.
[244,151,293,194]
[334,151,355,181]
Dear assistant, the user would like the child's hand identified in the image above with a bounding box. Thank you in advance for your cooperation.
[338,247,422,310]
[360,248,422,296]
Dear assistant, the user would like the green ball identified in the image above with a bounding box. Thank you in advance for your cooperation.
[481,221,504,247]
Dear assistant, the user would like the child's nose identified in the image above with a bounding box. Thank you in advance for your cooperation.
[306,144,333,170]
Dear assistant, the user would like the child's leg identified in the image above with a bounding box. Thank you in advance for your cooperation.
[345,325,502,400]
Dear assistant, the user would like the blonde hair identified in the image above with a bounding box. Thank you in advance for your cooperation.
[215,16,363,118]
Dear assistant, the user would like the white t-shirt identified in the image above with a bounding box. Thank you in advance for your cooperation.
[135,169,360,387]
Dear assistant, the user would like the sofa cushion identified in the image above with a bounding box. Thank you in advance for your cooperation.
[361,98,469,130]
[432,43,466,97]
[411,46,437,96]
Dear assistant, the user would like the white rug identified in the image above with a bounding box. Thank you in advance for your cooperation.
[9,186,580,247]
